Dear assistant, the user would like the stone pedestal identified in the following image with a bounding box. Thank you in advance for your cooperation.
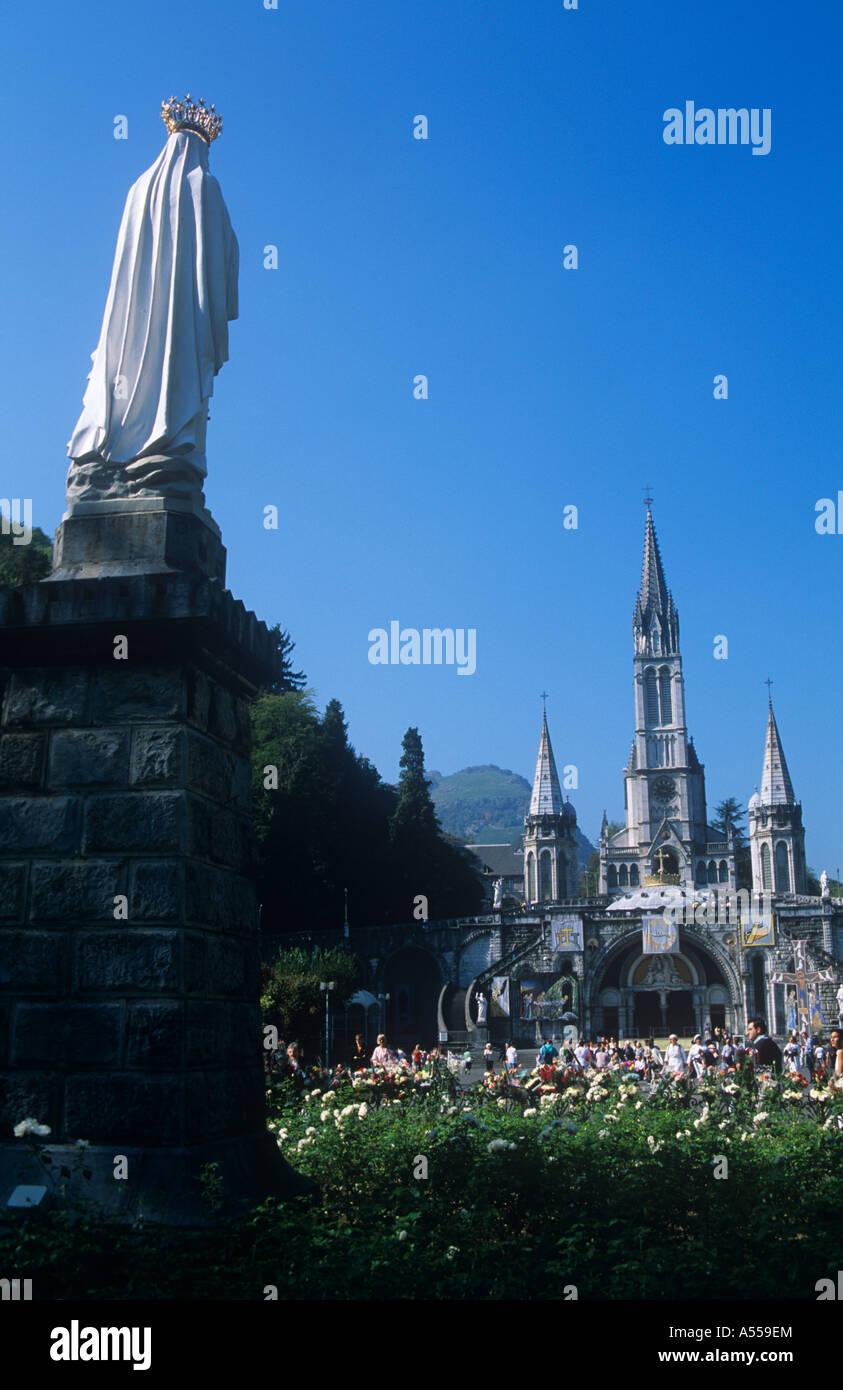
[0,535,311,1222]
[52,501,226,584]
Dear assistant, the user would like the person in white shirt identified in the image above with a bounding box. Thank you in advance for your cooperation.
[574,1042,591,1071]
[665,1034,687,1072]
[505,1043,518,1074]
[687,1035,705,1079]
[783,1035,800,1073]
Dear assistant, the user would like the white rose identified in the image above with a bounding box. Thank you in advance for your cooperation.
[13,1117,51,1138]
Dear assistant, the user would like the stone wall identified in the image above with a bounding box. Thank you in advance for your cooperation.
[0,566,303,1219]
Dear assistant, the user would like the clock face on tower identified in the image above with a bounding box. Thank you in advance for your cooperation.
[651,775,677,804]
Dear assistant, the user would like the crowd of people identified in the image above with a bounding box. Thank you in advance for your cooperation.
[488,1020,843,1083]
[264,1032,453,1089]
[264,1022,843,1090]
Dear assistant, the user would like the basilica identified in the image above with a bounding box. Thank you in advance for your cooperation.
[357,507,842,1050]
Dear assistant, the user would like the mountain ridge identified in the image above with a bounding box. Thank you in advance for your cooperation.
[429,764,595,864]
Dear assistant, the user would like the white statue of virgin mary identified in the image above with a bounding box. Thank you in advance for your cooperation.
[66,97,238,507]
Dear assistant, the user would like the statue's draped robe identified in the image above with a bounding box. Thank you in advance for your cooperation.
[67,129,238,504]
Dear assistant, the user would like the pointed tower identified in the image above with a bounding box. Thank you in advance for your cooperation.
[748,699,806,894]
[600,503,735,895]
[523,707,579,903]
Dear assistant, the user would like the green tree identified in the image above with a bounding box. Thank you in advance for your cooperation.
[260,944,359,1045]
[711,798,752,890]
[252,705,483,936]
[390,727,440,844]
[389,728,483,920]
[0,525,52,588]
[262,623,306,694]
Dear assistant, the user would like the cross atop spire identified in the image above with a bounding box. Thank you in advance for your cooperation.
[540,690,549,712]
[529,707,565,817]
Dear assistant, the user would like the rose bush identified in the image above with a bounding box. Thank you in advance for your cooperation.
[3,1064,841,1299]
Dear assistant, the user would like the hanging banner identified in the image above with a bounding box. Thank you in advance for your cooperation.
[520,980,542,1019]
[549,915,583,952]
[740,912,775,947]
[490,976,510,1018]
[642,914,678,954]
[773,941,833,1034]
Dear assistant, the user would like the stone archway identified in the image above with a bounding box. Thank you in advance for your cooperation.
[586,925,741,1040]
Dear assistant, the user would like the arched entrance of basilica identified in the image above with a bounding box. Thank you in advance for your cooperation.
[382,947,443,1052]
[589,929,738,1041]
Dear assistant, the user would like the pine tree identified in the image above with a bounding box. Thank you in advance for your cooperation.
[389,728,483,919]
[262,623,306,693]
[712,798,752,890]
[712,798,746,841]
[390,727,440,845]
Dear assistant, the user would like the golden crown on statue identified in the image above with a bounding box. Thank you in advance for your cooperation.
[161,94,222,143]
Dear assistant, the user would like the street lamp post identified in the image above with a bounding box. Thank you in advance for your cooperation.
[319,981,336,1071]
[377,992,391,1040]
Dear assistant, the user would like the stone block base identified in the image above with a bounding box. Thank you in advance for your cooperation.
[52,507,226,584]
[0,567,296,1223]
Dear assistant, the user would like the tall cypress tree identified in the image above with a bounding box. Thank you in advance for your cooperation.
[390,727,440,845]
[389,728,483,920]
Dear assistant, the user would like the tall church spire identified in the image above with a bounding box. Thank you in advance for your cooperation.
[640,505,669,618]
[601,502,733,897]
[523,705,578,903]
[748,696,805,894]
[759,698,796,806]
[634,506,679,656]
[529,709,564,816]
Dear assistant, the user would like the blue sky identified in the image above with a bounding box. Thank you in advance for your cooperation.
[3,0,841,867]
